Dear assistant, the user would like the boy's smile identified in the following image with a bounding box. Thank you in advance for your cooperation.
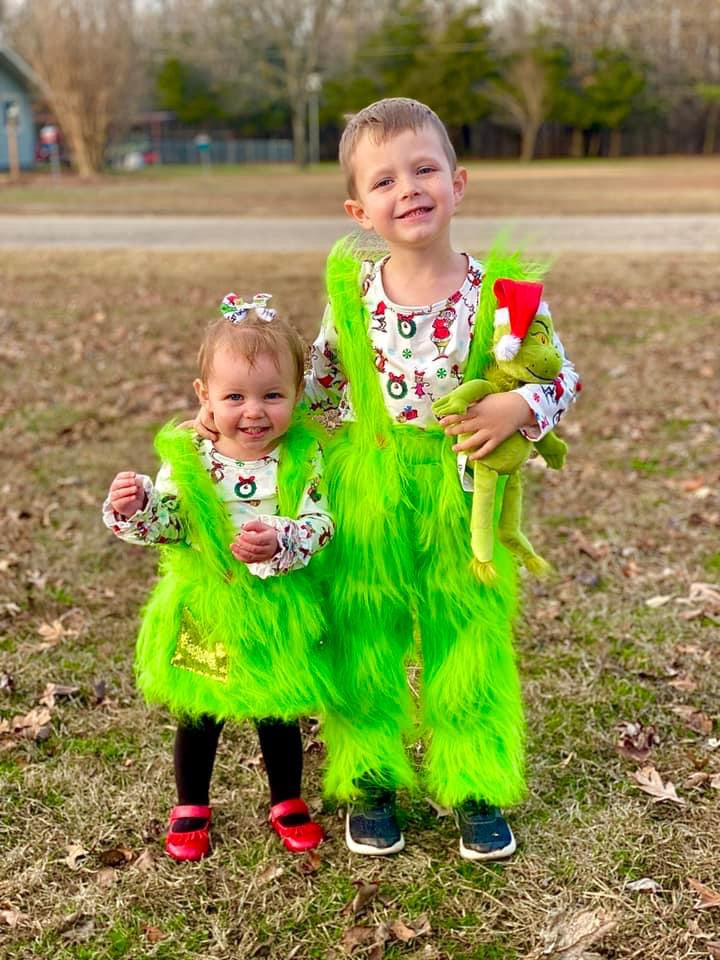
[344,126,466,252]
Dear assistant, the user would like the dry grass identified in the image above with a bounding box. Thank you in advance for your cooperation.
[1,156,720,216]
[1,251,719,959]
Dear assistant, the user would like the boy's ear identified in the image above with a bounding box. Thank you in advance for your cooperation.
[193,378,210,406]
[344,197,373,231]
[452,166,468,205]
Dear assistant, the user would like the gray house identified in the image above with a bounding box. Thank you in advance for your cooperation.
[0,44,35,171]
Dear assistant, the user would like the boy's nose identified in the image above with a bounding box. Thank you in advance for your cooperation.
[399,176,420,199]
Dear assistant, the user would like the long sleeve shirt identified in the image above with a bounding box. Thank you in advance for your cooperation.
[102,437,333,579]
[305,254,580,438]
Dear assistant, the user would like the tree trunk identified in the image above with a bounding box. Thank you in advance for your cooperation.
[703,103,719,155]
[292,99,307,168]
[570,127,584,158]
[520,121,539,161]
[609,128,622,157]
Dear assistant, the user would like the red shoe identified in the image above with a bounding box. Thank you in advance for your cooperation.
[165,804,212,862]
[269,798,324,853]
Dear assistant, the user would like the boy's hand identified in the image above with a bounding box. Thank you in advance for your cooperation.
[440,392,536,460]
[179,406,219,442]
[230,520,279,564]
[109,472,147,517]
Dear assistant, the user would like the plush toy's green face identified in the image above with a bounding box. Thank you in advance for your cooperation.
[494,314,563,383]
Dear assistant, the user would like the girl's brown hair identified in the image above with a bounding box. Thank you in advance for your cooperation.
[197,314,306,388]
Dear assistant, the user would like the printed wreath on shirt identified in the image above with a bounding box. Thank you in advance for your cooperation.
[235,476,257,498]
[386,373,408,400]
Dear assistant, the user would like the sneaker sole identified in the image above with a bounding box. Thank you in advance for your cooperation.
[459,829,516,862]
[344,813,405,856]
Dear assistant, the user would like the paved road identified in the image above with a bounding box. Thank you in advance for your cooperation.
[1,214,719,252]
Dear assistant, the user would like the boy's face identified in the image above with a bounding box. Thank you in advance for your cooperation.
[194,345,302,460]
[344,125,466,251]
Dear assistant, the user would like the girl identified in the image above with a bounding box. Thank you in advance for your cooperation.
[103,294,333,861]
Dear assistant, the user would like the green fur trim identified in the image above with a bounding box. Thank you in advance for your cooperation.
[135,421,330,723]
[465,240,549,382]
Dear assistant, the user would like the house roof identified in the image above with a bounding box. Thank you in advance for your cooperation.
[0,44,38,89]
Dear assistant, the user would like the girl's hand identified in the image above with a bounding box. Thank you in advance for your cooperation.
[441,392,535,460]
[230,520,279,564]
[109,472,147,517]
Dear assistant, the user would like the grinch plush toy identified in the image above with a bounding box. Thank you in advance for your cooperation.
[431,278,568,585]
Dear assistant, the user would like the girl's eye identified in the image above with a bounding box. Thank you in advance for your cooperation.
[227,394,243,401]
[417,166,435,175]
[266,392,282,400]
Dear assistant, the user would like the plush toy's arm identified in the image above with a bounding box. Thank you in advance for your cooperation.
[432,379,493,419]
[534,431,568,470]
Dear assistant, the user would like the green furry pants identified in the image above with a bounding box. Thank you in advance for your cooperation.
[321,428,526,809]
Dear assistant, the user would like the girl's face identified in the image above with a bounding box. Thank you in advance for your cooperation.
[194,344,302,460]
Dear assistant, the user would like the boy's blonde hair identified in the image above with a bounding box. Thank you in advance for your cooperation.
[197,314,306,389]
[339,97,457,198]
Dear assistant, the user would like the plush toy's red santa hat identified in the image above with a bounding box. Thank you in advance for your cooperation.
[493,278,544,361]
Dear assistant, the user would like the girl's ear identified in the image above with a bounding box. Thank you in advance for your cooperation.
[193,378,210,406]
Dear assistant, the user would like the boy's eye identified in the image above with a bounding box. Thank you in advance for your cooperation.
[373,177,393,189]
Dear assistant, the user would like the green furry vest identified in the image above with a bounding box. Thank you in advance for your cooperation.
[321,237,542,610]
[134,420,330,723]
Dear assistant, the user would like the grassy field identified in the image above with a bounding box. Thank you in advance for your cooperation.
[1,157,720,217]
[1,250,719,959]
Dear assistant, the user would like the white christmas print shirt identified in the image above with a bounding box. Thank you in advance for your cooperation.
[102,436,334,579]
[306,254,580,436]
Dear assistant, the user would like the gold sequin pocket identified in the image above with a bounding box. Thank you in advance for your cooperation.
[171,608,228,683]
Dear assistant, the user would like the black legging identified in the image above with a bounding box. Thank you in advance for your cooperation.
[174,714,304,807]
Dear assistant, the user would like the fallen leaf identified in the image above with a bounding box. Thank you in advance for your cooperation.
[0,672,14,694]
[540,908,617,958]
[671,705,713,735]
[0,705,52,741]
[426,797,452,818]
[95,868,117,889]
[389,915,431,943]
[645,595,672,608]
[632,766,685,805]
[64,844,89,870]
[99,846,134,867]
[345,881,379,917]
[684,772,710,788]
[710,774,720,790]
[615,721,659,762]
[132,848,156,872]
[143,925,167,943]
[257,863,285,885]
[299,850,322,874]
[625,877,661,894]
[689,879,720,910]
[341,924,378,952]
[667,676,698,692]
[39,682,81,708]
[0,907,25,927]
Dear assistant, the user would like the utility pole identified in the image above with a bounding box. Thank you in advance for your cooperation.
[307,72,322,165]
[4,100,20,180]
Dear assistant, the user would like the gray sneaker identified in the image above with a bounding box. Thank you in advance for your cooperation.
[345,785,405,855]
[454,799,516,861]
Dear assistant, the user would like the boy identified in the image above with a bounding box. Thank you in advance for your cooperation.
[306,98,579,859]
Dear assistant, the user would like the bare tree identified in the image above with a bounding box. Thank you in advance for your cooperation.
[250,0,347,167]
[12,0,135,176]
[489,52,550,161]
